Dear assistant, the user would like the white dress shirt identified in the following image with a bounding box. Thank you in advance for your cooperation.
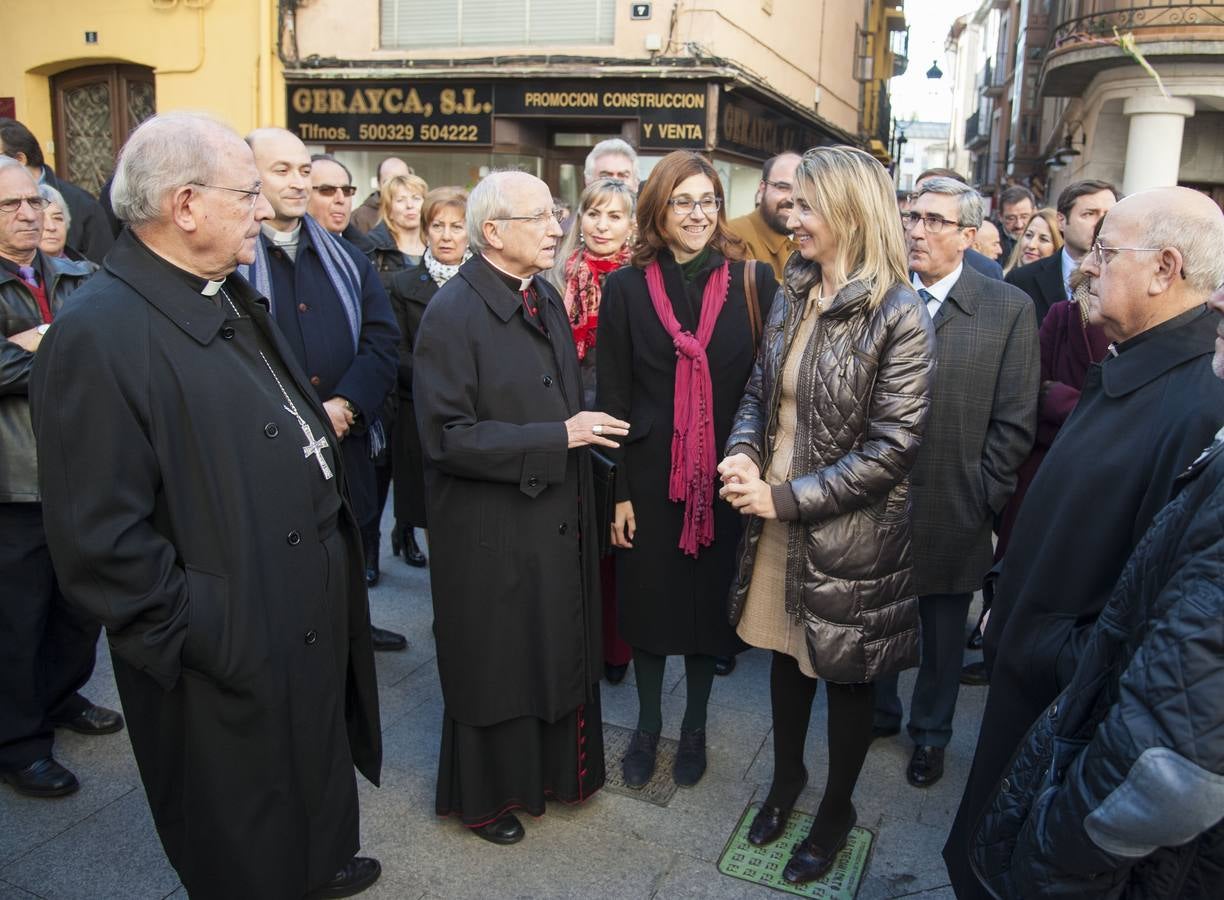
[912,262,964,320]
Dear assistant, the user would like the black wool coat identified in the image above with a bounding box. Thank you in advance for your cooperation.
[387,260,439,526]
[413,253,601,727]
[29,231,381,899]
[970,435,1224,899]
[1005,251,1065,326]
[596,249,777,656]
[944,305,1224,900]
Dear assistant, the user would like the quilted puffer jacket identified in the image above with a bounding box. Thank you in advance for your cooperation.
[971,432,1224,898]
[0,252,95,502]
[725,255,934,683]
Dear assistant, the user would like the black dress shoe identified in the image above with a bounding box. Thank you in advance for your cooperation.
[622,729,660,788]
[403,530,427,568]
[472,812,524,845]
[0,757,79,798]
[370,625,407,652]
[907,745,945,787]
[748,769,808,847]
[604,662,628,684]
[783,805,856,885]
[673,728,707,787]
[960,661,990,686]
[871,722,900,741]
[309,856,381,898]
[713,655,736,676]
[53,704,124,735]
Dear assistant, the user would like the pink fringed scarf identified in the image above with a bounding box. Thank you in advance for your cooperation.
[644,258,730,557]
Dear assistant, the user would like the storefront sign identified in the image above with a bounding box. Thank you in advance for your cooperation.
[496,80,707,151]
[717,90,833,160]
[286,81,494,146]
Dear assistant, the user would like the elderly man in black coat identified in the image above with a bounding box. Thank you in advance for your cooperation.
[414,170,629,846]
[945,186,1224,899]
[30,113,383,899]
[873,177,1039,789]
[241,128,406,627]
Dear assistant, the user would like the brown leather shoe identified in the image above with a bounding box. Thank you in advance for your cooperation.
[782,805,856,884]
[748,769,808,847]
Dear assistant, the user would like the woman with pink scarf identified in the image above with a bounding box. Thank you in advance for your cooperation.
[597,151,776,791]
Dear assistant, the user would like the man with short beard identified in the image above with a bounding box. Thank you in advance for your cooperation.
[726,152,800,280]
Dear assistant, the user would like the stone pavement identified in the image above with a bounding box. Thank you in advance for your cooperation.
[0,526,987,900]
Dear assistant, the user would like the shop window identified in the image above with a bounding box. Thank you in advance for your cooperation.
[51,64,155,196]
[381,0,615,49]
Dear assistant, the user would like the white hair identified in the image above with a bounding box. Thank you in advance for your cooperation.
[1141,208,1224,294]
[111,112,234,229]
[583,138,638,183]
[913,176,984,228]
[466,170,524,254]
[37,183,70,230]
[0,156,28,178]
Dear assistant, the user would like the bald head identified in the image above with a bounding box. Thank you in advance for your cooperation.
[974,219,1002,261]
[246,127,312,231]
[1086,186,1224,342]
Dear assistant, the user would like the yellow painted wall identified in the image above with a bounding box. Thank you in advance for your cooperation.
[0,0,283,168]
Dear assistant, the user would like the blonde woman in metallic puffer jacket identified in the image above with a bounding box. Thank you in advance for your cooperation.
[718,145,934,886]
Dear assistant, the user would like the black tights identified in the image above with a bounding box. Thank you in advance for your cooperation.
[632,648,716,734]
[766,651,874,844]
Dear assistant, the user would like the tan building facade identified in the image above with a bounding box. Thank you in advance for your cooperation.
[284,0,902,213]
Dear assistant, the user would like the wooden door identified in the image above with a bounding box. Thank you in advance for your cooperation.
[51,64,155,195]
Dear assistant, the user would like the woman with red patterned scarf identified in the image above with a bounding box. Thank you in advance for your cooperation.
[548,178,636,686]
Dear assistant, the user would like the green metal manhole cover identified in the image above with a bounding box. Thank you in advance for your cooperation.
[601,723,679,806]
[717,801,874,898]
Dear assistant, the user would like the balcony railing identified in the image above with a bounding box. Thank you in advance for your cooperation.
[965,109,990,149]
[1049,0,1224,51]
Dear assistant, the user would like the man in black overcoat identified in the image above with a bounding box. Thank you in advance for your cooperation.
[413,170,628,846]
[242,128,407,621]
[945,186,1224,899]
[30,113,383,899]
[873,177,1039,789]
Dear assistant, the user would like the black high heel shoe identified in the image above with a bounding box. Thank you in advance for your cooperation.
[748,768,808,846]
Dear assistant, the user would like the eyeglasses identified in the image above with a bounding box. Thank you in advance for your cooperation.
[1089,240,1161,268]
[762,179,793,193]
[0,196,49,214]
[312,184,357,198]
[492,208,565,225]
[901,212,965,234]
[669,196,722,216]
[191,181,264,209]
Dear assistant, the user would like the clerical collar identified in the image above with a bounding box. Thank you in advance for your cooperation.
[201,279,224,297]
[128,231,216,297]
[481,254,534,292]
[263,221,302,262]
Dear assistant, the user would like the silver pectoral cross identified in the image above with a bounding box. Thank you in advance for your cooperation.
[287,405,334,480]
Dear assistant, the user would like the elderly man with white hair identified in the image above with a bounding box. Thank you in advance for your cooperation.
[584,138,639,191]
[945,185,1224,899]
[29,112,384,899]
[413,170,628,846]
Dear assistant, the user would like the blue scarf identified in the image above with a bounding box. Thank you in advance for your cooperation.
[238,215,385,456]
[238,215,363,353]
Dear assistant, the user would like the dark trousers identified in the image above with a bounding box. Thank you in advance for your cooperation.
[873,592,974,748]
[0,503,100,770]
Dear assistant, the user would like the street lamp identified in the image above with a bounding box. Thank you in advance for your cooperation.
[926,60,943,79]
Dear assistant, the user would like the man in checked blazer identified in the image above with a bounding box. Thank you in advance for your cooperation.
[873,177,1039,788]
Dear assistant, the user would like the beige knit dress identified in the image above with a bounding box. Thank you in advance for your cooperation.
[736,288,821,678]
